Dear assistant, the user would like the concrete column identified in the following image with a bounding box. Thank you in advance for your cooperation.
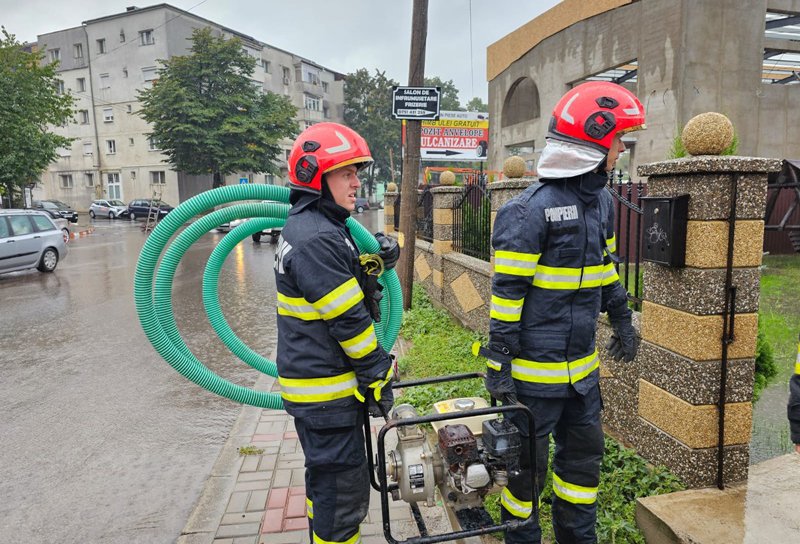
[427,186,462,297]
[487,178,533,252]
[605,156,780,488]
[383,191,398,234]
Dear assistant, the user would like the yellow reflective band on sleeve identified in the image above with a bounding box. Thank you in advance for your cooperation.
[568,351,600,383]
[500,487,532,519]
[494,250,540,277]
[279,372,358,403]
[313,530,361,544]
[553,472,598,505]
[490,295,525,322]
[277,292,322,320]
[339,324,378,359]
[511,351,599,385]
[601,262,619,286]
[306,497,313,519]
[312,277,364,320]
[533,264,606,290]
[512,358,570,384]
[606,235,617,254]
[486,359,503,371]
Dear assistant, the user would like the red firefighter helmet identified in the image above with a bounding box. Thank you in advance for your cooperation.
[548,81,646,152]
[288,122,373,194]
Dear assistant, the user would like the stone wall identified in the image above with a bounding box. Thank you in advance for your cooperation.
[384,157,780,487]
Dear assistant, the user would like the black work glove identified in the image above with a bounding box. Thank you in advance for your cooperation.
[368,384,394,420]
[605,298,639,363]
[476,341,518,405]
[363,276,383,322]
[375,232,400,272]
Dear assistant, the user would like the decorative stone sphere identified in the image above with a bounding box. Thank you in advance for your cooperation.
[681,112,734,156]
[439,170,456,185]
[386,182,398,192]
[503,156,526,178]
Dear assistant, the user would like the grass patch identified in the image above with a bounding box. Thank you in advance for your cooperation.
[398,285,684,543]
[238,445,265,456]
[759,255,800,384]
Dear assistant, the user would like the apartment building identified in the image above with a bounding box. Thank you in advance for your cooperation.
[36,3,345,209]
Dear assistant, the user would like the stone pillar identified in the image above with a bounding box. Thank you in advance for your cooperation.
[383,191,398,234]
[618,156,780,488]
[426,186,463,300]
[487,178,533,248]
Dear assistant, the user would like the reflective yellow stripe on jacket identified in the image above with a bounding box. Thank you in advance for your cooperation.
[533,264,610,290]
[277,292,321,320]
[601,261,619,286]
[313,531,361,544]
[795,342,800,375]
[511,351,599,385]
[339,324,378,359]
[494,250,540,276]
[490,295,525,322]
[606,234,617,254]
[552,472,598,505]
[306,497,313,519]
[311,277,364,320]
[279,372,358,403]
[500,487,532,519]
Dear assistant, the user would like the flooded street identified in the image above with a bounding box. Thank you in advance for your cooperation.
[0,209,383,543]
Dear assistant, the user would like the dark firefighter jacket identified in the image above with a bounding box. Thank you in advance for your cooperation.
[788,342,800,444]
[274,193,392,423]
[489,172,628,398]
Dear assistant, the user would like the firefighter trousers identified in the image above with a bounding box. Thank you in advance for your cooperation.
[295,409,370,544]
[502,385,605,544]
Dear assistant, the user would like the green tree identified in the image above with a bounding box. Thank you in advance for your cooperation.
[0,28,74,207]
[137,28,297,188]
[465,96,487,112]
[424,76,463,111]
[344,68,401,197]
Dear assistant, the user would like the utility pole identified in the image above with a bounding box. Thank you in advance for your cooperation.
[397,0,428,310]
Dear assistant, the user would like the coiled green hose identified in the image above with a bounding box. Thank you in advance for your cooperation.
[134,184,402,410]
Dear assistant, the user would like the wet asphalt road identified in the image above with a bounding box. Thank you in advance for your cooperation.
[0,210,382,543]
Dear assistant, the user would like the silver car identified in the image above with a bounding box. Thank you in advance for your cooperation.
[0,209,69,274]
[89,199,128,219]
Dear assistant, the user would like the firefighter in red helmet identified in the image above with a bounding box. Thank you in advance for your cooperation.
[484,81,645,543]
[275,122,399,544]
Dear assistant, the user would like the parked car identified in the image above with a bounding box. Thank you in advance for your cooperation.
[355,198,370,213]
[40,209,71,241]
[126,199,174,221]
[0,209,68,274]
[90,199,128,219]
[32,200,79,223]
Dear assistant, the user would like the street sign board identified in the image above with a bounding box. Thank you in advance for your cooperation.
[392,86,441,120]
[403,110,490,161]
[239,177,249,184]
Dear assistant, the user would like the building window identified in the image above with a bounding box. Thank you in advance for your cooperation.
[148,137,160,151]
[127,104,132,113]
[323,106,329,119]
[122,68,128,78]
[263,60,271,73]
[119,30,126,42]
[103,108,114,122]
[128,138,135,146]
[73,44,83,59]
[282,66,290,84]
[76,77,86,92]
[85,172,94,187]
[100,73,110,89]
[57,146,71,157]
[106,140,116,154]
[150,171,166,184]
[142,66,158,88]
[322,81,329,93]
[55,80,65,95]
[139,29,154,46]
[304,121,314,130]
[304,94,321,111]
[48,48,60,62]
[96,38,106,54]
[83,141,93,155]
[78,110,89,124]
[59,174,74,189]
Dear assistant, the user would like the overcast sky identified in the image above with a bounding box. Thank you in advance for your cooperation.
[1,0,561,104]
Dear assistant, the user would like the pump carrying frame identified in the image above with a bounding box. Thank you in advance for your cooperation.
[364,372,539,544]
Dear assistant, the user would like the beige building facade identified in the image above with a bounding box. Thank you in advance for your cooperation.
[487,0,800,175]
[36,3,345,210]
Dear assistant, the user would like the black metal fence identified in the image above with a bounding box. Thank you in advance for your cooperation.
[452,182,492,262]
[416,188,433,242]
[606,170,647,310]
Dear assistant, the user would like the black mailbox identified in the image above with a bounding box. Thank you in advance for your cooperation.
[640,194,689,267]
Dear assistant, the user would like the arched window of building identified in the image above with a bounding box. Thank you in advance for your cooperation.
[502,77,540,127]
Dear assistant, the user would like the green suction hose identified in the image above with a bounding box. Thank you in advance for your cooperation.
[134,183,402,410]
